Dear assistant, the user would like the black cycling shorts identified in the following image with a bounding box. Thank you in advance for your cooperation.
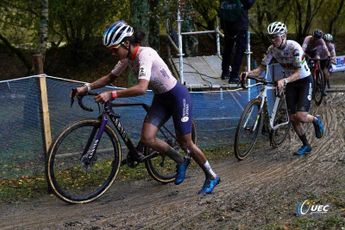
[320,59,330,70]
[285,75,313,114]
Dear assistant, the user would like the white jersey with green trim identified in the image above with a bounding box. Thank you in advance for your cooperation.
[262,40,311,79]
[111,46,177,94]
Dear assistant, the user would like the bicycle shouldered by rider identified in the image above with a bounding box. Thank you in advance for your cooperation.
[240,21,325,156]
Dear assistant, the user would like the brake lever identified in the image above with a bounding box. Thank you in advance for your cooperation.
[70,88,77,107]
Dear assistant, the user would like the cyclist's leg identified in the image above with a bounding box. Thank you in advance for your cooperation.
[170,83,219,193]
[320,59,328,94]
[141,96,184,164]
[286,78,313,154]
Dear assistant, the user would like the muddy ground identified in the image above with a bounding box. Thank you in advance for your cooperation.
[0,88,345,229]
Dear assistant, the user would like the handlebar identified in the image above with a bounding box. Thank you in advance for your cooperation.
[71,89,99,112]
[240,74,276,89]
[70,88,150,112]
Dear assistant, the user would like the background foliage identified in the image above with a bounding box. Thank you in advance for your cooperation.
[0,0,344,80]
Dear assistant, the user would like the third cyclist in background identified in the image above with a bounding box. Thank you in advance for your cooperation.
[302,29,330,96]
[323,33,337,89]
[241,21,325,156]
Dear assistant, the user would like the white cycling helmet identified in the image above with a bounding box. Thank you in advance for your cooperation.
[103,20,134,48]
[267,21,287,36]
[324,33,333,42]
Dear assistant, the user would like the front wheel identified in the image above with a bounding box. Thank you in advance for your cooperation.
[46,119,122,204]
[234,99,262,160]
[145,122,197,183]
[313,69,325,106]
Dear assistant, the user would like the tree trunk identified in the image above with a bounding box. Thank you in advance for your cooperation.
[39,0,49,57]
[149,0,160,51]
[328,0,345,35]
[129,0,150,86]
[131,0,150,46]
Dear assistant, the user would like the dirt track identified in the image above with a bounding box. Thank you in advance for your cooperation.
[0,92,345,229]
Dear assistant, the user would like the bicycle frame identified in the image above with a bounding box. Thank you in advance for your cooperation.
[76,96,177,164]
[247,76,289,132]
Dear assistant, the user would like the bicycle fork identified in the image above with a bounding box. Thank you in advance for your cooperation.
[80,114,108,168]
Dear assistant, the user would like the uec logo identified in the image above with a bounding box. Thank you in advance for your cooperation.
[295,199,330,216]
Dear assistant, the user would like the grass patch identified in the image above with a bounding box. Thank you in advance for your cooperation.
[0,145,234,202]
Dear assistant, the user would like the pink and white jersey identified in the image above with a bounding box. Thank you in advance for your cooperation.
[111,47,177,94]
[262,40,311,79]
[302,35,329,59]
[326,42,336,58]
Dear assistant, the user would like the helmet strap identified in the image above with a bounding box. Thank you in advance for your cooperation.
[278,35,287,49]
[120,41,131,58]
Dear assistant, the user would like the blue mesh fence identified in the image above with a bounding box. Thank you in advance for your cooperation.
[0,64,281,179]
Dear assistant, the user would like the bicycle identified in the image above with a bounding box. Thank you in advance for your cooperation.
[46,91,196,204]
[234,74,291,160]
[307,57,326,106]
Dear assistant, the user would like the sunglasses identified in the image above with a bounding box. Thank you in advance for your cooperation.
[267,34,281,40]
[109,44,121,51]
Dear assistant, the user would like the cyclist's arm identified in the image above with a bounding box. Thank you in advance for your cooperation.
[276,68,301,91]
[301,36,310,52]
[285,68,302,83]
[116,79,149,97]
[247,65,265,77]
[75,72,116,95]
[321,39,331,57]
[94,79,149,103]
[89,72,117,90]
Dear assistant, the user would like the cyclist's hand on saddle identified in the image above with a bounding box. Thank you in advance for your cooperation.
[95,91,112,103]
[277,79,286,92]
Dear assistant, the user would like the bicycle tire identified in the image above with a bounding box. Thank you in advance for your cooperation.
[313,69,325,106]
[47,119,122,204]
[145,122,197,183]
[234,98,262,160]
[271,97,291,147]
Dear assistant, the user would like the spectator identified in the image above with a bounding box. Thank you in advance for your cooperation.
[219,0,255,83]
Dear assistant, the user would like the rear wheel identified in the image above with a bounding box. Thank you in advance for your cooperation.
[145,122,197,183]
[47,120,121,204]
[234,99,262,160]
[271,98,291,147]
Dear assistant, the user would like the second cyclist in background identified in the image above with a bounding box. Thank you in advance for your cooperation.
[323,33,337,89]
[241,21,325,156]
[302,29,331,95]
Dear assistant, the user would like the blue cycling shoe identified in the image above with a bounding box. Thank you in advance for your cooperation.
[198,176,220,195]
[294,145,312,156]
[175,158,190,185]
[313,115,325,139]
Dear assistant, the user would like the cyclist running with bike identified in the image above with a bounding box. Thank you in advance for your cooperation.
[323,33,337,88]
[74,20,220,194]
[302,29,330,95]
[241,21,325,156]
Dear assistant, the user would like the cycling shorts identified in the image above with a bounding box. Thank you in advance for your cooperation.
[320,58,330,70]
[285,75,313,114]
[144,82,192,136]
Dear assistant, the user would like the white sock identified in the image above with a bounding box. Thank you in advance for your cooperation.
[203,161,217,179]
